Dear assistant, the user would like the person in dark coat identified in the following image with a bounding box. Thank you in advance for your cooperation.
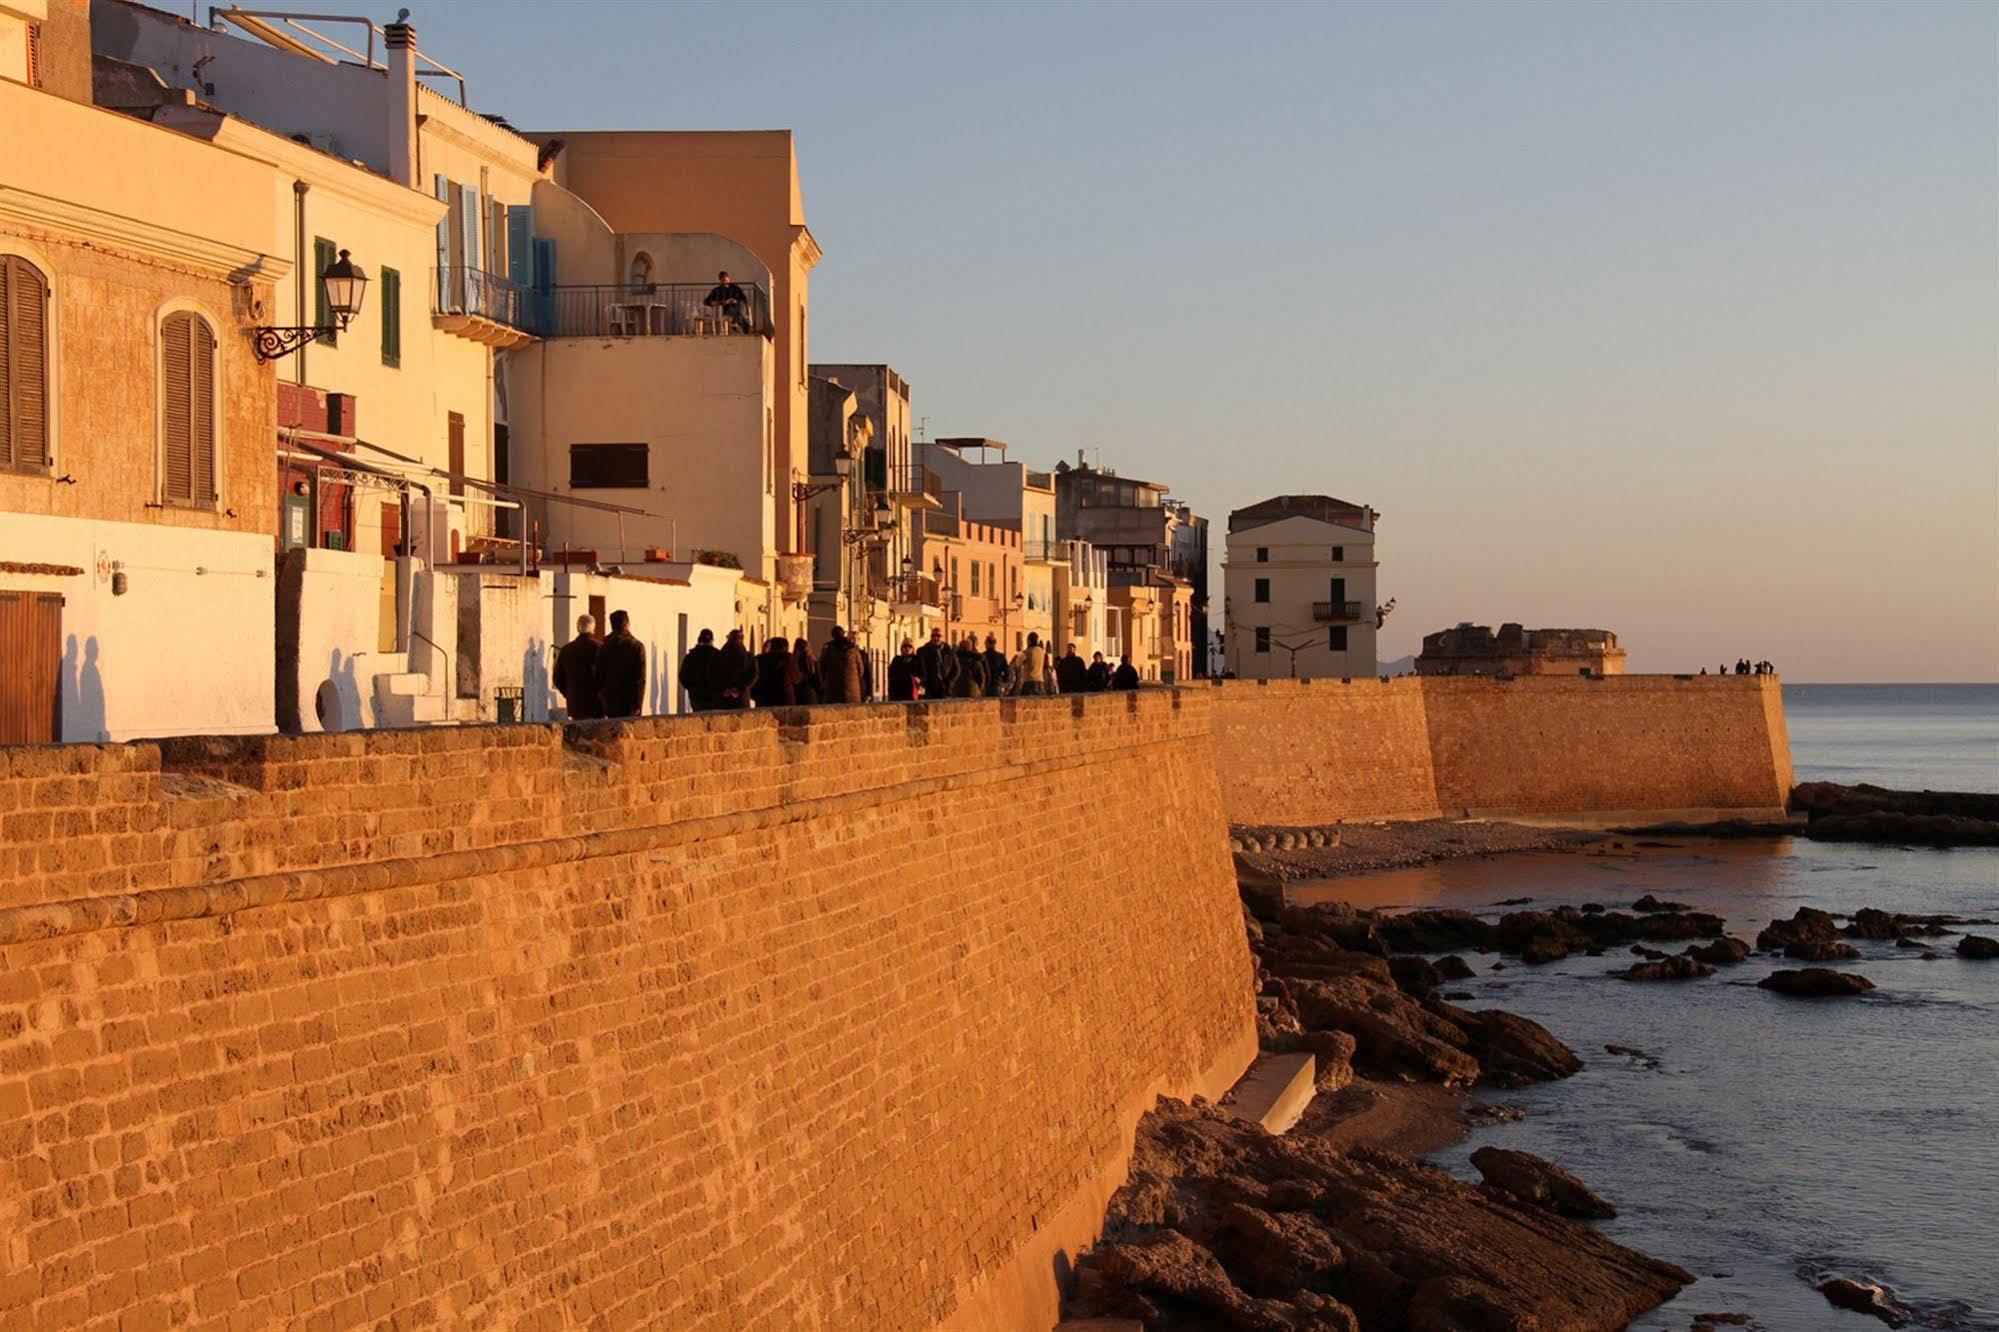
[1085,651,1113,692]
[819,626,868,704]
[594,610,647,717]
[916,628,958,698]
[792,638,822,705]
[553,614,603,719]
[887,641,922,701]
[981,634,1010,697]
[751,636,800,708]
[951,635,987,698]
[679,628,718,712]
[1055,644,1088,696]
[1111,653,1141,690]
[711,629,757,709]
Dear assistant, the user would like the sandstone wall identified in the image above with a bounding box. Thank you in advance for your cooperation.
[1211,675,1793,825]
[0,694,1257,1330]
[1210,678,1443,824]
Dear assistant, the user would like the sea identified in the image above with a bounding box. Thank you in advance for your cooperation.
[1296,684,1999,1331]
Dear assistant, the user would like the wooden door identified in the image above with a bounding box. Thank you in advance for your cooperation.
[0,591,63,743]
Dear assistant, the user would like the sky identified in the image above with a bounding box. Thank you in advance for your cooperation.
[405,0,1997,681]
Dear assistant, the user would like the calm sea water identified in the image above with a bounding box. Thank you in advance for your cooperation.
[1297,684,1999,1329]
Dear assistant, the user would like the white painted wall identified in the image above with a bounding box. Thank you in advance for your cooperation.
[1,512,274,740]
[547,564,740,717]
[284,546,391,733]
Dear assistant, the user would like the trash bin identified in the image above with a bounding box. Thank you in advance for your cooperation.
[494,687,524,723]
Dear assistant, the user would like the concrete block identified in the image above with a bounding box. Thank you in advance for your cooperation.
[1224,1051,1315,1135]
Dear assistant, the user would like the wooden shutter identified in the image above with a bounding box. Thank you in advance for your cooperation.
[160,313,193,503]
[380,267,401,367]
[25,23,40,89]
[2,255,52,470]
[313,236,336,345]
[190,316,217,504]
[0,591,64,744]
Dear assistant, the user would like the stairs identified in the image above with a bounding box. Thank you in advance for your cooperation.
[371,670,447,726]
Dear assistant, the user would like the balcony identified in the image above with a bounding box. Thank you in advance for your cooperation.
[1022,538,1061,564]
[776,553,814,604]
[1313,600,1366,623]
[921,509,960,539]
[533,281,773,340]
[888,573,942,611]
[886,463,942,510]
[432,266,535,348]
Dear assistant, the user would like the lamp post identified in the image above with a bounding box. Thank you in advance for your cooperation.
[254,248,369,363]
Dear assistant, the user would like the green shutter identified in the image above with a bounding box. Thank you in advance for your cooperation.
[380,267,401,367]
[313,236,337,346]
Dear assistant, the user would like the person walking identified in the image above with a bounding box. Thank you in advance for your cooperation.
[952,635,988,698]
[792,637,822,705]
[751,636,801,708]
[1111,653,1141,690]
[594,610,647,718]
[1085,651,1113,692]
[1055,643,1088,695]
[712,629,757,709]
[888,640,922,700]
[679,628,719,712]
[553,614,604,720]
[1010,632,1053,696]
[916,628,958,699]
[819,625,869,704]
[981,634,1010,697]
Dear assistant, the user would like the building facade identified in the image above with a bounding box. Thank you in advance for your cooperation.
[923,438,1057,654]
[1223,494,1380,680]
[1416,623,1627,677]
[1053,459,1202,682]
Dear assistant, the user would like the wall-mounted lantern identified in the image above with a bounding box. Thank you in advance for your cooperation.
[254,249,369,362]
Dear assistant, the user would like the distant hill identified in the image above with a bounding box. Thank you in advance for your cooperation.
[1379,654,1417,677]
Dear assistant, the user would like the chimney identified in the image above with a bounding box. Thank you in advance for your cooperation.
[383,13,418,188]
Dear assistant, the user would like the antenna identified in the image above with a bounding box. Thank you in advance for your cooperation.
[915,416,930,444]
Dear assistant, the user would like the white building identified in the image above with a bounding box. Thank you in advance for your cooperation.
[1223,494,1380,680]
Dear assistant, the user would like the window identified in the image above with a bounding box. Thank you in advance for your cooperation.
[1329,626,1348,651]
[0,254,51,472]
[379,267,401,367]
[1254,627,1270,654]
[1256,547,1267,563]
[1331,546,1344,562]
[971,561,981,596]
[1253,578,1270,603]
[569,443,648,489]
[1330,577,1346,603]
[313,237,337,345]
[158,311,218,507]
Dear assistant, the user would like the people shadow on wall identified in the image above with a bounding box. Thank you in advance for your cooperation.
[60,634,108,742]
[649,638,670,716]
[315,649,363,732]
[522,637,551,721]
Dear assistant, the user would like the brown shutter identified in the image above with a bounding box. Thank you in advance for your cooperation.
[10,259,49,468]
[161,313,193,503]
[191,316,217,503]
[0,257,11,470]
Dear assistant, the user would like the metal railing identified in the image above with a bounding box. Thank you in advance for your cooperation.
[533,281,772,339]
[433,266,532,330]
[922,509,960,538]
[1022,537,1061,563]
[886,463,941,505]
[888,573,942,607]
[1313,600,1366,623]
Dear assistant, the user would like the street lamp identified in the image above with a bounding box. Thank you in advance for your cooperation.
[254,248,370,362]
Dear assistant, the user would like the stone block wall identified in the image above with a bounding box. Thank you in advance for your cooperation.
[1210,678,1443,824]
[1210,675,1793,825]
[0,693,1256,1330]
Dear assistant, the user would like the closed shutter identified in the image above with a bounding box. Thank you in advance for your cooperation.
[380,267,402,367]
[506,207,531,286]
[434,174,451,307]
[160,313,193,503]
[313,236,337,345]
[190,316,217,504]
[457,184,478,307]
[25,23,40,89]
[2,255,52,470]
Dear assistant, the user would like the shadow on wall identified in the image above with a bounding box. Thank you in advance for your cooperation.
[522,638,551,722]
[649,637,670,716]
[60,635,107,742]
[314,650,364,732]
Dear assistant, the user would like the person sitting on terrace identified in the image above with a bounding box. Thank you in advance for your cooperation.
[703,270,749,332]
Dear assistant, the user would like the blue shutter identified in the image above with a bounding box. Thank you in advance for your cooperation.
[532,237,556,333]
[457,184,479,307]
[507,207,531,286]
[434,174,450,311]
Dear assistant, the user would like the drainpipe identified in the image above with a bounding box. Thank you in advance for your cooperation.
[292,180,309,387]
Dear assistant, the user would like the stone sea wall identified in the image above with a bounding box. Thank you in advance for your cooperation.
[1212,674,1794,825]
[0,693,1257,1330]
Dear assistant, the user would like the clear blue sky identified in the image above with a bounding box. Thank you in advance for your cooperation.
[410,0,1996,680]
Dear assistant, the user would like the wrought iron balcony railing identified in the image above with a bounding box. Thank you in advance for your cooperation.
[1022,538,1061,564]
[886,463,942,508]
[532,281,773,339]
[1313,600,1366,623]
[888,573,942,608]
[433,266,532,330]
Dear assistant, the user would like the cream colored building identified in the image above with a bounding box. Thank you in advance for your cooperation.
[1050,539,1111,666]
[0,7,284,741]
[1223,494,1380,679]
[923,438,1057,655]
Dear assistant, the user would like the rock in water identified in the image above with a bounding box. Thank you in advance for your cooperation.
[1470,1145,1618,1219]
[1687,936,1751,965]
[1387,955,1444,998]
[1758,968,1876,997]
[1433,954,1477,980]
[1845,907,1905,940]
[1757,907,1841,951]
[1612,954,1715,981]
[1441,1004,1583,1086]
[1958,934,1999,960]
[1815,1275,1914,1326]
[1784,939,1862,962]
[1632,894,1692,913]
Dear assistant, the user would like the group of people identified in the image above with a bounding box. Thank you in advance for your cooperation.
[887,630,1141,701]
[550,613,1145,721]
[1702,659,1777,676]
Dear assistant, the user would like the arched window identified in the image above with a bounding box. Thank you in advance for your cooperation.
[628,251,654,289]
[159,310,218,507]
[0,254,51,472]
